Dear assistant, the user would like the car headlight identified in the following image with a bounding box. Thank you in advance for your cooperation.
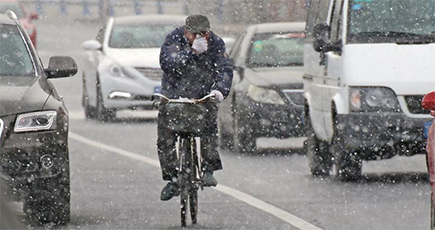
[349,87,400,112]
[247,85,285,105]
[14,111,57,133]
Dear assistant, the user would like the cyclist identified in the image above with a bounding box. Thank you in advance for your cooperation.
[158,15,233,201]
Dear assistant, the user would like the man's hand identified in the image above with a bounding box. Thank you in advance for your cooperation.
[210,90,224,102]
[192,35,208,54]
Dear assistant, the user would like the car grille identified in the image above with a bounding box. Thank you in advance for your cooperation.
[404,95,430,114]
[283,89,304,107]
[135,67,163,81]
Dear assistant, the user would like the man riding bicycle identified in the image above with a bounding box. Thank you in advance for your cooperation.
[158,15,233,201]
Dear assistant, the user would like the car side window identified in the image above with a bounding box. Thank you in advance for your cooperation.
[96,26,106,44]
[229,32,246,64]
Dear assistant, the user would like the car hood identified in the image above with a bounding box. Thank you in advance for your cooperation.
[343,44,435,95]
[245,66,304,88]
[0,77,51,117]
[105,48,161,68]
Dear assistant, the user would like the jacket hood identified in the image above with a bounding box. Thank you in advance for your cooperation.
[0,77,50,117]
[105,48,161,69]
[245,66,304,88]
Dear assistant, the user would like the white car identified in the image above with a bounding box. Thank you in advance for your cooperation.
[82,15,186,121]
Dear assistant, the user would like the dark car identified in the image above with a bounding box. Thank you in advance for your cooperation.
[218,22,306,153]
[0,11,77,226]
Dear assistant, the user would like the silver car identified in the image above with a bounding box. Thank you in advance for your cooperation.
[82,15,186,121]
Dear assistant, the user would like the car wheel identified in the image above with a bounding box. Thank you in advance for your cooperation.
[96,83,116,122]
[82,74,97,119]
[233,105,256,154]
[24,155,70,226]
[306,117,332,176]
[218,116,233,150]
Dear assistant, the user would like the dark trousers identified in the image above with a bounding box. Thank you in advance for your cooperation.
[157,103,223,181]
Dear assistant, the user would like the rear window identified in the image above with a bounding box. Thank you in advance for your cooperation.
[248,32,305,67]
[0,24,34,76]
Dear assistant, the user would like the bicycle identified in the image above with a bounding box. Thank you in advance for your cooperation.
[152,93,216,227]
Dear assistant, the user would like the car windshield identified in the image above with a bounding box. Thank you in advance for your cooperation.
[0,24,33,76]
[348,0,435,43]
[248,32,304,67]
[109,23,176,48]
[0,3,24,18]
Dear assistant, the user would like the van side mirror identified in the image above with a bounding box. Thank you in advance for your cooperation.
[422,91,435,116]
[313,23,342,53]
[83,40,102,51]
[45,56,78,79]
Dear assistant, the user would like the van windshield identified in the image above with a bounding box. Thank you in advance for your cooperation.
[348,0,435,43]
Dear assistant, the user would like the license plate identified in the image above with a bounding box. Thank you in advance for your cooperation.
[154,86,161,93]
[424,121,433,138]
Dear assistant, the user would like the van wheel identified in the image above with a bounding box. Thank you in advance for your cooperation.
[306,118,332,176]
[332,139,362,181]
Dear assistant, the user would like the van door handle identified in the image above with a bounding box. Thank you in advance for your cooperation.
[303,75,313,81]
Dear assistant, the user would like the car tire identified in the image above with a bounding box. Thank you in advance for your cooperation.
[218,117,233,150]
[233,106,256,154]
[96,83,116,122]
[82,74,97,120]
[24,156,70,226]
[306,117,332,176]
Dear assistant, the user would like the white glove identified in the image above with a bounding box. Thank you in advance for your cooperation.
[211,90,224,102]
[192,35,208,54]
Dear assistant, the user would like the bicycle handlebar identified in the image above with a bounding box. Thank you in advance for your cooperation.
[151,93,216,104]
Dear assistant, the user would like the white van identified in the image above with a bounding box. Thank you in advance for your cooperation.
[303,0,435,180]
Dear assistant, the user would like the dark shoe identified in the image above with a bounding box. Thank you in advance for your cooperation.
[202,171,218,187]
[160,182,180,201]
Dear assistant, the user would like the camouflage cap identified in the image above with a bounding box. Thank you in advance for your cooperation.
[185,15,210,34]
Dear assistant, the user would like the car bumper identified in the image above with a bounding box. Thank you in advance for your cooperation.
[238,95,305,138]
[336,113,432,158]
[100,74,161,110]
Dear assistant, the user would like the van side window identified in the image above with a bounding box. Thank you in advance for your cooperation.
[330,0,344,42]
[306,0,330,42]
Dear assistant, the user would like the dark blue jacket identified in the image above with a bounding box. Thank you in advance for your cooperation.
[160,26,233,99]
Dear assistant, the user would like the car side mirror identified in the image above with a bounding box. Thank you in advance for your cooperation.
[45,56,78,79]
[313,23,342,53]
[29,13,38,20]
[83,40,102,51]
[422,91,435,117]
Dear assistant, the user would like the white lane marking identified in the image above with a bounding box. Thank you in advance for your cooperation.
[69,132,323,230]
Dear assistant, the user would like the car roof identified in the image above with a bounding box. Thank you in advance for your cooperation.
[113,14,186,25]
[0,13,16,25]
[247,22,306,33]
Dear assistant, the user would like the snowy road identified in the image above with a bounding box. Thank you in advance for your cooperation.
[21,18,431,230]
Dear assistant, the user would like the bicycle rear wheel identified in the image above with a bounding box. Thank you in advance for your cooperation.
[189,138,199,224]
